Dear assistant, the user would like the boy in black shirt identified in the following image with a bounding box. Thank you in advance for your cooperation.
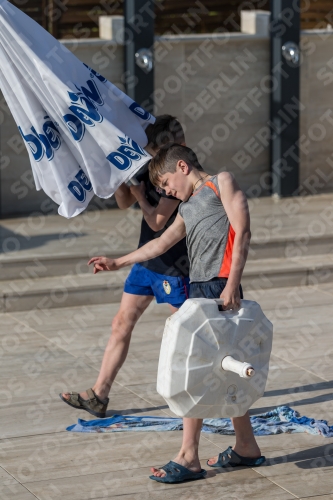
[60,115,189,418]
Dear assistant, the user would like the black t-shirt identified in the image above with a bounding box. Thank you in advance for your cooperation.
[135,165,189,277]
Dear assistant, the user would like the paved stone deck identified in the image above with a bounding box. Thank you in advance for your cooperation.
[0,194,333,499]
[0,282,333,499]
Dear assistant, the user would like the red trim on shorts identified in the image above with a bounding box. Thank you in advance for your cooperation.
[182,277,189,299]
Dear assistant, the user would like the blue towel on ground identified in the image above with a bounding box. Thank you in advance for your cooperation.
[67,405,333,437]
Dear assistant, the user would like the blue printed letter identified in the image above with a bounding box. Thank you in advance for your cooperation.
[107,152,131,170]
[63,114,85,142]
[18,126,44,162]
[67,181,86,202]
[129,102,150,121]
[75,169,92,191]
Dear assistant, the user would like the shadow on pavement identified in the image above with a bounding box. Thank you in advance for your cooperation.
[105,405,169,417]
[264,381,333,397]
[251,392,333,416]
[264,445,333,470]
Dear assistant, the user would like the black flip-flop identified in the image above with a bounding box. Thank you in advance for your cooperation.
[149,461,207,483]
[207,446,265,468]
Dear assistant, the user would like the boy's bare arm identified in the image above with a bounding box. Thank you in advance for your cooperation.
[130,182,180,231]
[114,183,137,209]
[218,172,251,308]
[88,214,186,273]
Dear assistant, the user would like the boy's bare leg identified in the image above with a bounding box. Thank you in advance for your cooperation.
[207,412,261,465]
[168,304,179,315]
[151,418,203,477]
[61,292,154,402]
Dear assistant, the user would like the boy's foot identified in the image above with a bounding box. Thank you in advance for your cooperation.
[150,461,206,483]
[62,389,95,402]
[207,445,265,468]
[151,453,202,478]
[59,388,109,418]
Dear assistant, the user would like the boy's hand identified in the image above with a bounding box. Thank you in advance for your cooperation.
[129,181,146,202]
[88,256,120,274]
[220,285,241,310]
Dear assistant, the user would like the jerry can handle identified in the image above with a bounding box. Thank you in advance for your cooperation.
[214,298,243,312]
[214,299,224,311]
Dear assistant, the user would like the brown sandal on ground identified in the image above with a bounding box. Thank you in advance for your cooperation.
[59,388,109,418]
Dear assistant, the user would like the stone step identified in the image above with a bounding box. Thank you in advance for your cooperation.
[0,268,128,313]
[241,253,333,290]
[1,253,332,313]
[249,233,333,260]
[1,231,332,282]
[0,251,126,281]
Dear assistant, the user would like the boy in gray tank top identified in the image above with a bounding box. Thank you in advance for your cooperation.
[88,144,264,483]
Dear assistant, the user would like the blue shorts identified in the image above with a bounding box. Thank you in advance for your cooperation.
[124,263,190,308]
[189,278,243,299]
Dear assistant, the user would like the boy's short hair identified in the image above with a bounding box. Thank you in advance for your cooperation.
[149,144,201,187]
[145,115,185,151]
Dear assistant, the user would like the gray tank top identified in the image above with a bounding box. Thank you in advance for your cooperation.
[178,175,235,283]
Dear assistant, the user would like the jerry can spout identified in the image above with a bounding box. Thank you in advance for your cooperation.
[221,355,255,379]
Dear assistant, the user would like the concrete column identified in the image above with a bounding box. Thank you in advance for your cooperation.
[99,15,124,43]
[241,10,270,36]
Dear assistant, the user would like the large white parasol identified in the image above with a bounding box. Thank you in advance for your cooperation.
[0,0,154,217]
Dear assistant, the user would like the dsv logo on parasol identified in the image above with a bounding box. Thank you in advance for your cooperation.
[62,79,104,142]
[107,136,147,170]
[67,135,147,203]
[18,116,61,162]
[62,71,151,143]
[67,168,93,203]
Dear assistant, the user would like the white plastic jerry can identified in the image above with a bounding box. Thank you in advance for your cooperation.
[157,299,273,419]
